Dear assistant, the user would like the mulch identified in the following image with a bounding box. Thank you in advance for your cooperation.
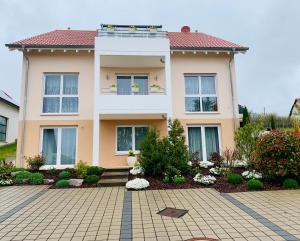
[129,167,287,193]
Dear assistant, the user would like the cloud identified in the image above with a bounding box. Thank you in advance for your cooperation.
[0,0,299,115]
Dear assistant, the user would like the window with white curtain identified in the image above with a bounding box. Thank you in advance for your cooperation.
[116,126,148,153]
[43,74,78,113]
[185,75,218,112]
[117,75,148,95]
[41,127,77,167]
[0,116,7,142]
[188,126,220,161]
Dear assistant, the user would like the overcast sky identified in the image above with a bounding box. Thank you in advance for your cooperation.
[0,0,299,115]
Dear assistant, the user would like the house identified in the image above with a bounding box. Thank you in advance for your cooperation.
[289,98,300,117]
[6,24,248,169]
[0,90,19,146]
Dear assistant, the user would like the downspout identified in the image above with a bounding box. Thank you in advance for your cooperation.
[19,47,29,167]
[228,50,237,131]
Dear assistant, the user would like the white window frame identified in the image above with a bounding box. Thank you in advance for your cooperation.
[115,125,149,154]
[42,73,79,115]
[184,74,218,113]
[186,125,222,161]
[39,126,78,169]
[116,74,149,95]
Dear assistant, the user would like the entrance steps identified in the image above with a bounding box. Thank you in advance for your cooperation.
[98,168,129,187]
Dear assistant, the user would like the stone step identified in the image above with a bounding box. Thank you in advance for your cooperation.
[98,177,128,187]
[101,171,128,179]
[104,168,130,172]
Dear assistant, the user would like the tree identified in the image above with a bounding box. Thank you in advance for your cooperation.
[242,106,250,125]
[270,115,276,130]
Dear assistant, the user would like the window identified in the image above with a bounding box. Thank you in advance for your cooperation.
[41,127,77,166]
[185,75,218,112]
[116,126,148,153]
[43,74,78,113]
[117,75,148,95]
[0,116,7,142]
[188,126,220,161]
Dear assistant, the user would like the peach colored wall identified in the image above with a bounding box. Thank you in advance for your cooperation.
[16,120,93,167]
[171,52,236,120]
[100,67,165,94]
[100,119,167,168]
[21,51,94,121]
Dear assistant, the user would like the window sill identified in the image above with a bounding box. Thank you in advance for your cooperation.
[115,152,140,156]
[39,165,75,170]
[184,112,220,114]
[40,113,79,116]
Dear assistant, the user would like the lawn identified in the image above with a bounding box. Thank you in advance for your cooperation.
[0,142,17,159]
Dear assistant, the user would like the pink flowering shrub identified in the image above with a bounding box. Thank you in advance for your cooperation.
[255,130,300,179]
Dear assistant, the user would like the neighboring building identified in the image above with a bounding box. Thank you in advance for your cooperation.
[6,24,248,168]
[289,98,300,117]
[0,90,19,146]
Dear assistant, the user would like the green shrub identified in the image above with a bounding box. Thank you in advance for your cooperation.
[47,167,57,175]
[242,106,250,125]
[191,166,202,176]
[58,170,71,179]
[255,130,300,179]
[84,175,100,184]
[29,173,44,185]
[75,160,88,178]
[172,175,186,184]
[227,173,242,185]
[234,123,264,166]
[139,119,189,176]
[56,179,69,188]
[163,175,169,184]
[15,171,32,184]
[87,166,103,176]
[247,179,263,190]
[26,154,45,171]
[282,178,298,189]
[0,159,14,179]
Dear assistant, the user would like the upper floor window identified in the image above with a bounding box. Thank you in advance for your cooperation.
[43,74,78,114]
[184,75,218,112]
[117,75,148,95]
[0,116,7,142]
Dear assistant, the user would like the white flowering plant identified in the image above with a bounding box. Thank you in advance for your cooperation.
[233,160,248,168]
[126,178,149,190]
[0,179,14,186]
[242,170,262,179]
[130,166,144,175]
[199,161,214,168]
[209,167,229,176]
[193,173,216,185]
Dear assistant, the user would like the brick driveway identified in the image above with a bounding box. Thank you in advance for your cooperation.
[0,186,299,241]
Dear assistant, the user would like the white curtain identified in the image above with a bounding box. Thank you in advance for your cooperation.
[117,76,131,95]
[42,129,58,165]
[135,127,148,150]
[43,97,60,113]
[62,97,78,113]
[134,76,148,95]
[45,75,60,95]
[205,127,219,160]
[185,76,199,95]
[201,76,215,94]
[185,97,201,112]
[188,127,203,161]
[61,128,76,165]
[63,75,78,95]
[117,127,132,151]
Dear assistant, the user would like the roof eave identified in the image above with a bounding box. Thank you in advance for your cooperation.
[5,44,95,50]
[170,46,249,52]
[0,97,19,110]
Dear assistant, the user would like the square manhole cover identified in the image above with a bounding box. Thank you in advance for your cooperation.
[157,207,188,218]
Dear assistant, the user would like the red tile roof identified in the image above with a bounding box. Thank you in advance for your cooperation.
[6,29,248,51]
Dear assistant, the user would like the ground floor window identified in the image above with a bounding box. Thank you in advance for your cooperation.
[116,126,148,153]
[0,116,7,142]
[188,126,220,161]
[41,127,77,166]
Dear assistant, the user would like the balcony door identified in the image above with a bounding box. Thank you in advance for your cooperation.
[117,75,148,95]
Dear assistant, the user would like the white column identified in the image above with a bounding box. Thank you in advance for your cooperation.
[164,52,172,128]
[92,53,100,166]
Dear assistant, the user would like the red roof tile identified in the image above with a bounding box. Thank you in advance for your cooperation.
[6,29,248,50]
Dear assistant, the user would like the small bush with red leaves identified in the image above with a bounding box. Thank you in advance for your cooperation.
[255,130,300,179]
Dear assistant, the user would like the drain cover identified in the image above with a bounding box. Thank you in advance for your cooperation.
[157,207,188,218]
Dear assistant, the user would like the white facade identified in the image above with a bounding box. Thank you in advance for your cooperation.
[0,100,19,146]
